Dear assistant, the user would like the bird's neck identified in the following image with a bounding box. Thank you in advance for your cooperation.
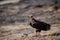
[30,18,36,24]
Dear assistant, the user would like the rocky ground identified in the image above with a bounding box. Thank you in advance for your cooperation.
[0,24,60,40]
[0,0,60,40]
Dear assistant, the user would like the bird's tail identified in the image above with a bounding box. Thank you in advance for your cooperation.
[46,24,51,30]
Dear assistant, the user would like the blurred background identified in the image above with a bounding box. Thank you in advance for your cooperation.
[0,0,60,40]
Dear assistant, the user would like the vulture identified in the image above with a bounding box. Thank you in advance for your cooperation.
[29,16,51,36]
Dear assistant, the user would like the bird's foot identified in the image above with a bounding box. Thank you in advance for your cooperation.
[33,34,41,37]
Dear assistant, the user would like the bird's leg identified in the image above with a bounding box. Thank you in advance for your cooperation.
[33,32,40,37]
[35,29,41,36]
[36,32,41,36]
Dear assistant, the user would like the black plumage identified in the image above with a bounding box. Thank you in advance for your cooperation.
[29,17,51,32]
[0,0,3,1]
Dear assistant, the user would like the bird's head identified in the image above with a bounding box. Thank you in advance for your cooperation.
[28,15,34,19]
[30,15,33,18]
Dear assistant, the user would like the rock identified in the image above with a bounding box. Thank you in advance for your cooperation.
[0,0,60,25]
